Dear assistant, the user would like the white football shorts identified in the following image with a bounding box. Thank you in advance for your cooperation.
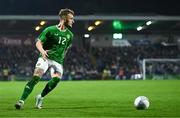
[35,57,63,78]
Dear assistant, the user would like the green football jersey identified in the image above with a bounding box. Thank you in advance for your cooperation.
[37,25,73,64]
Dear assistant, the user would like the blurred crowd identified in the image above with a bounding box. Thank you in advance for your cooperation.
[0,39,179,81]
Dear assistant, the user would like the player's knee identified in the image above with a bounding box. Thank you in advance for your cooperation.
[33,68,44,77]
[51,72,62,78]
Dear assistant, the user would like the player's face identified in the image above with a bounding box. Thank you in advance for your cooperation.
[65,13,74,27]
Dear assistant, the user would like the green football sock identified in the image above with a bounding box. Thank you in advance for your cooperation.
[20,76,40,101]
[41,77,60,97]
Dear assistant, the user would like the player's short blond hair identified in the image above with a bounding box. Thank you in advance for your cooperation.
[58,8,74,19]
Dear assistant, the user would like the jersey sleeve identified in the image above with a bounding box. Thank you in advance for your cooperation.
[37,27,50,43]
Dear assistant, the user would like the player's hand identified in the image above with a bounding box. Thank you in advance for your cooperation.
[41,50,49,60]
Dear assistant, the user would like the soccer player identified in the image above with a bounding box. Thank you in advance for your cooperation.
[15,8,74,109]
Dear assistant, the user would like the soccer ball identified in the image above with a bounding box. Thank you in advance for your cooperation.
[134,96,150,110]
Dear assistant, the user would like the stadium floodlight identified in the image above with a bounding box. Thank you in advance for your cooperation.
[113,33,122,39]
[40,21,46,26]
[35,26,41,31]
[137,26,143,31]
[112,20,122,30]
[146,21,152,25]
[84,34,90,38]
[88,26,95,31]
[95,20,102,26]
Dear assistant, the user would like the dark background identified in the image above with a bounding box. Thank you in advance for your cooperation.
[0,0,180,15]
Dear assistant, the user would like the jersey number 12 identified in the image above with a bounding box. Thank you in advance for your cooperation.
[58,37,66,45]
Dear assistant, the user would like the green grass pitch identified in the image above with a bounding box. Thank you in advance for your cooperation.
[0,80,180,117]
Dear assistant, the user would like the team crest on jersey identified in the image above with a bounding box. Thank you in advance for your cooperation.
[67,34,70,39]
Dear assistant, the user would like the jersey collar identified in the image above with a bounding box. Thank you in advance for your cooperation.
[56,25,67,32]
